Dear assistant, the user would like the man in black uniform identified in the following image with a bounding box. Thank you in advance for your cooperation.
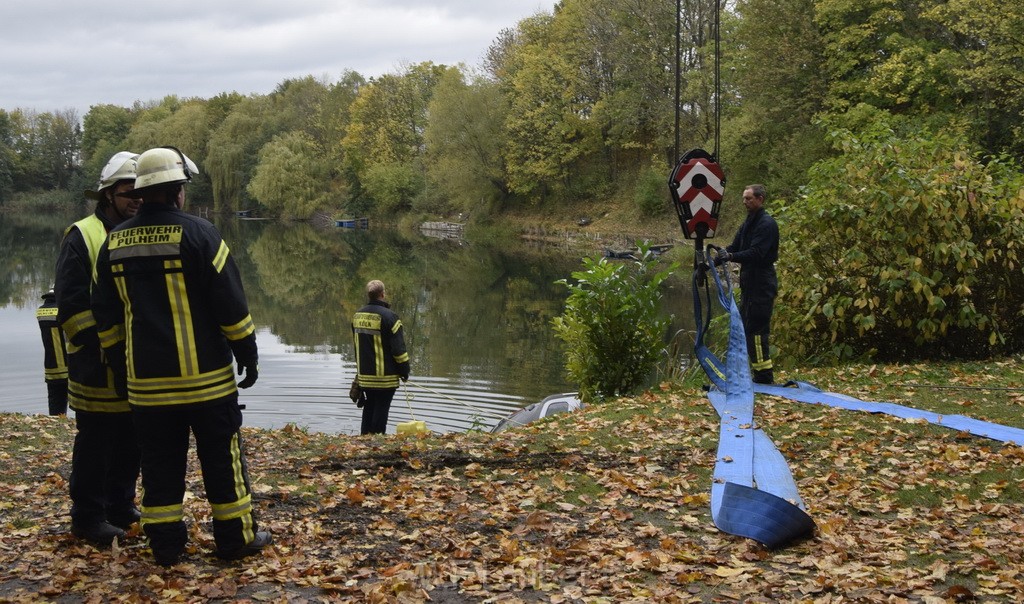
[716,184,779,384]
[352,280,410,435]
[92,146,270,566]
[55,151,142,546]
[36,288,68,415]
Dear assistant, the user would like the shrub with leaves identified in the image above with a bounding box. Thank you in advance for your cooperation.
[552,243,677,401]
[775,109,1024,362]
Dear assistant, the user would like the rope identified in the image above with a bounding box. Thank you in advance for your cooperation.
[403,380,506,419]
[402,383,417,421]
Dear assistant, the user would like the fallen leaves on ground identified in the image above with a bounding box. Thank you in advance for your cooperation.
[2,364,1024,602]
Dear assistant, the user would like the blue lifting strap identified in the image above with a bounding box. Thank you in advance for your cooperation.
[694,248,1024,548]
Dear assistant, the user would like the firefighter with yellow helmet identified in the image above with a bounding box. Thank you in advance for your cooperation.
[91,146,269,566]
[54,151,142,547]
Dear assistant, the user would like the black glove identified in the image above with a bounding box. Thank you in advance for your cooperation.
[237,362,259,389]
[713,252,731,266]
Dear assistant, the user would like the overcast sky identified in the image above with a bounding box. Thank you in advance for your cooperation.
[1,0,558,120]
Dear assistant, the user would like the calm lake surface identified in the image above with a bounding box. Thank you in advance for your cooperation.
[0,209,693,434]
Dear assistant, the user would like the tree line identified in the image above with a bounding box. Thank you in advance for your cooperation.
[2,0,1021,361]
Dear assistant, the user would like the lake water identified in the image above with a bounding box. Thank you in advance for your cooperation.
[0,209,693,435]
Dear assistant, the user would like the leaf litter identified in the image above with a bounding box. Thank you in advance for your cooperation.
[1,362,1023,602]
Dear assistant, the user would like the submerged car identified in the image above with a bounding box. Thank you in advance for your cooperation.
[491,392,584,433]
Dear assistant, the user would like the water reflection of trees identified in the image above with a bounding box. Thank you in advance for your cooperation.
[228,221,580,393]
[3,213,693,400]
[0,210,83,308]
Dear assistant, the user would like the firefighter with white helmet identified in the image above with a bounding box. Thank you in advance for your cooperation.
[53,151,142,547]
[92,146,270,566]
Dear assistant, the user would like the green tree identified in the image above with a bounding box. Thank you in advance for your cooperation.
[424,70,509,215]
[246,131,332,219]
[925,0,1024,155]
[502,32,596,200]
[774,108,1024,362]
[553,244,677,401]
[125,99,215,204]
[206,96,272,213]
[81,104,134,163]
[0,111,18,199]
[13,109,81,191]
[722,0,829,200]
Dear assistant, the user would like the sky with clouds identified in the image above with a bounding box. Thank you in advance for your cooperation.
[1,0,558,119]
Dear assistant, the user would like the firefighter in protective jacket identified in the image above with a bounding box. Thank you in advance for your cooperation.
[715,184,779,384]
[352,280,410,435]
[92,146,270,566]
[36,288,68,415]
[54,151,142,547]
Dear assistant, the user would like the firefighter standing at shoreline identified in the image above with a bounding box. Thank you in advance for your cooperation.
[91,146,270,566]
[36,287,68,415]
[54,151,142,547]
[352,279,410,435]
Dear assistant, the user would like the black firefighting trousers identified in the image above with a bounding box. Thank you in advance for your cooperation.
[69,410,140,527]
[133,397,259,558]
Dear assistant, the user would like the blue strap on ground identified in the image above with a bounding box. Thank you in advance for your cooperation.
[700,263,815,548]
[752,381,1024,445]
[693,255,1024,548]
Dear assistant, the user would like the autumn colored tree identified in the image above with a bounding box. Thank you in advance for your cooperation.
[423,69,509,215]
[343,62,454,213]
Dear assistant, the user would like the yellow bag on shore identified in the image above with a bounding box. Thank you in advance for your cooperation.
[396,420,428,436]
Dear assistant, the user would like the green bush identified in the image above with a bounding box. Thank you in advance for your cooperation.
[775,109,1024,362]
[634,162,671,218]
[552,243,678,402]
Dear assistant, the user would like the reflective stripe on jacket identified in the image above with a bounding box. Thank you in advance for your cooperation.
[55,210,127,412]
[92,203,258,408]
[352,301,409,389]
[36,298,68,381]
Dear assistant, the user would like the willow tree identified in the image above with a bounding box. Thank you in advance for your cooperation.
[247,131,332,219]
[206,97,271,213]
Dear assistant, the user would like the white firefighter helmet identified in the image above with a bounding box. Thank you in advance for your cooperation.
[131,147,199,195]
[84,151,138,200]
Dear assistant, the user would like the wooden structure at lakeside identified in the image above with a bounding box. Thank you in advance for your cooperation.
[419,221,464,239]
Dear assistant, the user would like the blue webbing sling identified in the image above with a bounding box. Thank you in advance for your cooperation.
[693,250,1024,548]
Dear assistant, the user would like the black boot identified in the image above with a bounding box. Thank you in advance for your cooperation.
[151,548,182,567]
[752,369,775,385]
[71,521,125,548]
[216,531,273,561]
[107,507,142,530]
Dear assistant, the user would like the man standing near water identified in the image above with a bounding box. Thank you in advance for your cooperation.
[714,183,779,384]
[352,280,410,435]
[92,146,269,566]
[54,151,142,547]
